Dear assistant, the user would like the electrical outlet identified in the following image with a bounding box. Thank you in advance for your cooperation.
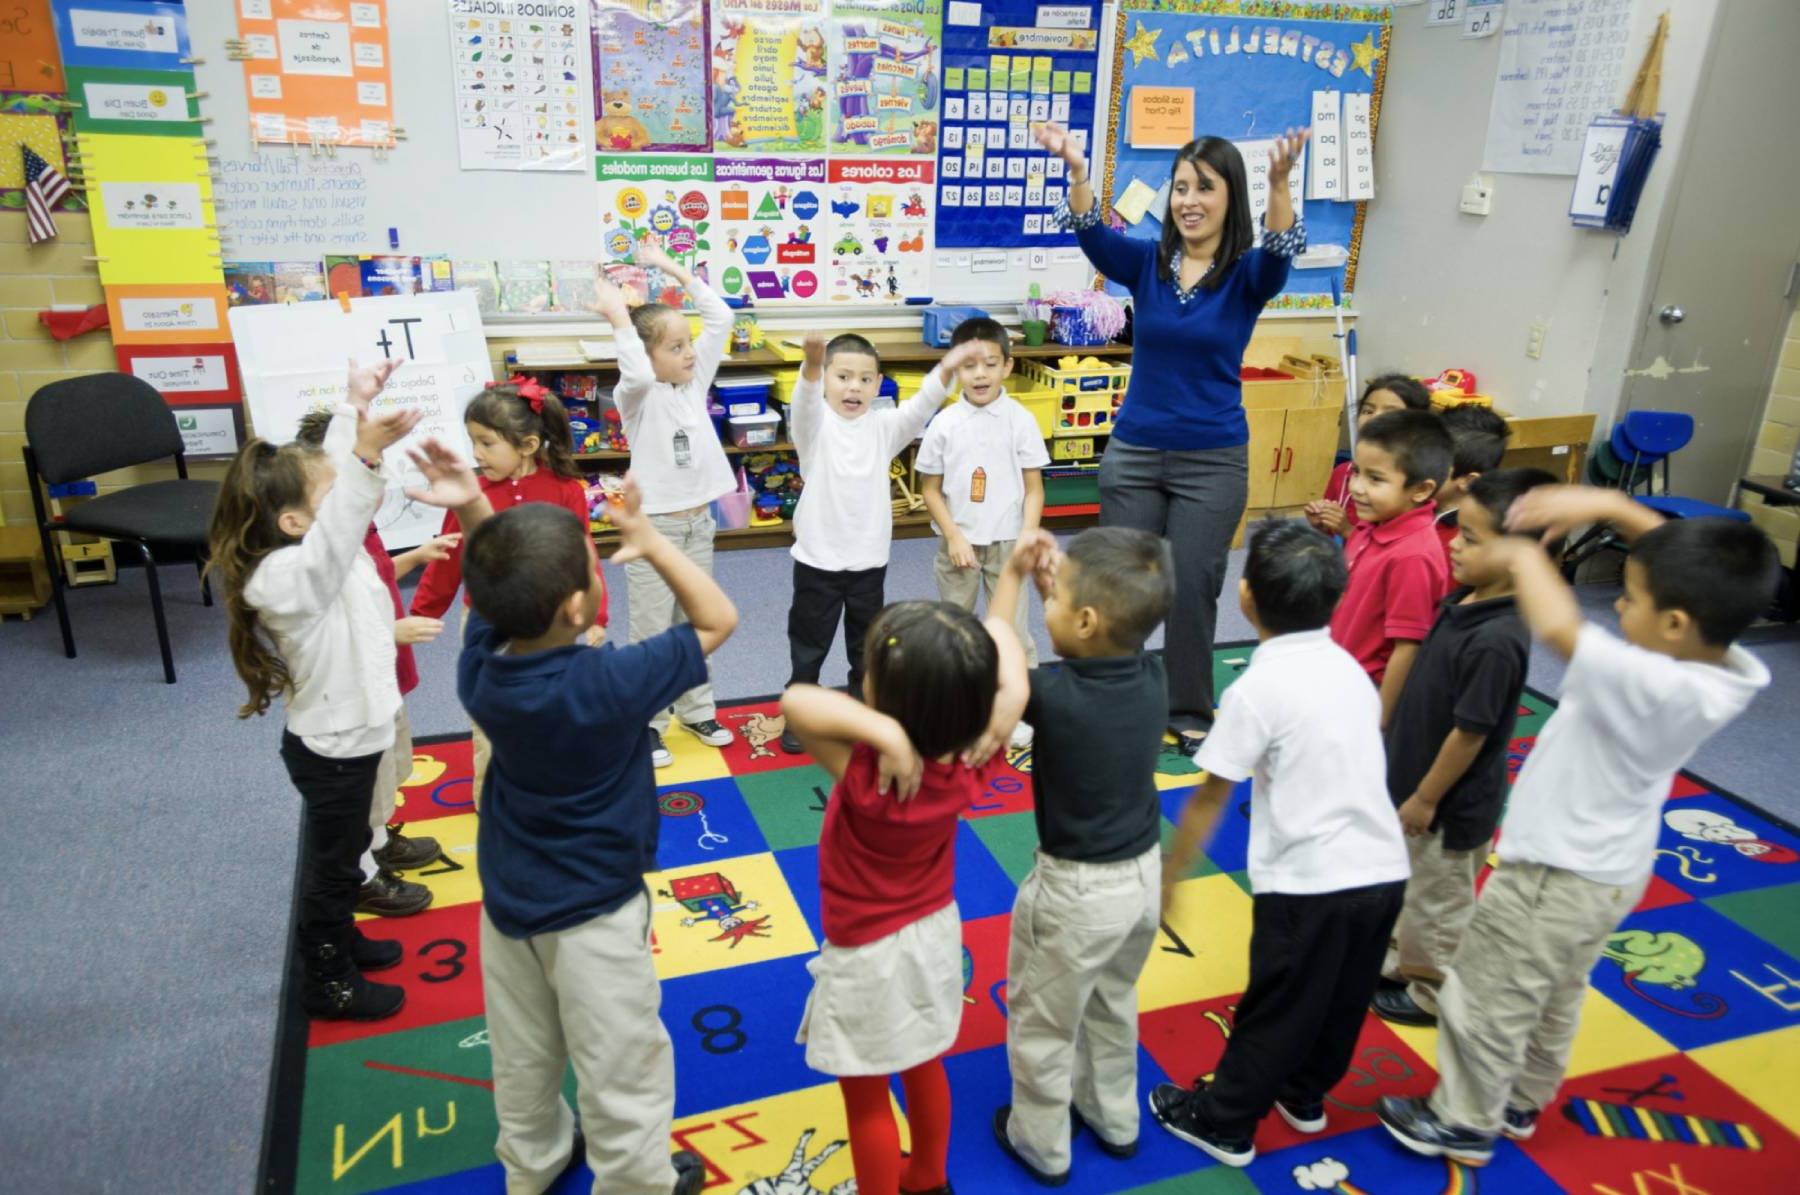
[1526,322,1547,360]
[1459,181,1492,216]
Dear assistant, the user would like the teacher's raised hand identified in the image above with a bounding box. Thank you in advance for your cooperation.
[1032,122,1087,180]
[1267,127,1312,185]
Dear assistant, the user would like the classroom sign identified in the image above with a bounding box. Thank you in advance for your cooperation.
[596,154,718,307]
[715,157,827,301]
[236,0,396,149]
[827,0,943,156]
[446,0,588,172]
[824,157,933,302]
[592,0,710,152]
[711,0,829,153]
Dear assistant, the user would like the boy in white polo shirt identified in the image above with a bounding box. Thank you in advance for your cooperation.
[779,332,972,754]
[1157,520,1410,1169]
[1378,489,1777,1167]
[918,317,1050,749]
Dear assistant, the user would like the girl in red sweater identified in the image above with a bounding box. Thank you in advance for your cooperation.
[410,378,607,803]
[782,597,1029,1195]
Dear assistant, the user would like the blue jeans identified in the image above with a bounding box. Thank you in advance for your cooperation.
[1098,439,1248,733]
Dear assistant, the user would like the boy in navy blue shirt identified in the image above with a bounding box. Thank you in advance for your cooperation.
[407,440,737,1195]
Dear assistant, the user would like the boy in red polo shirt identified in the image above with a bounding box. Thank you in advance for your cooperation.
[1328,410,1454,729]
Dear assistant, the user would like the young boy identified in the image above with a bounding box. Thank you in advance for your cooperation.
[406,441,736,1195]
[779,332,972,754]
[988,527,1174,1183]
[1378,490,1777,1166]
[1433,405,1512,565]
[1373,468,1559,1029]
[1306,374,1432,537]
[1155,520,1410,1168]
[917,317,1050,748]
[1329,409,1455,728]
[295,408,450,918]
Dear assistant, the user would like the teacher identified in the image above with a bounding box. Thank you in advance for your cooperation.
[1037,124,1309,754]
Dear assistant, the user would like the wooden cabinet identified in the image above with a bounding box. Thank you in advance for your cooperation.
[1243,378,1344,521]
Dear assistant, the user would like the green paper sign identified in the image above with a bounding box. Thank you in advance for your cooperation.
[66,66,201,137]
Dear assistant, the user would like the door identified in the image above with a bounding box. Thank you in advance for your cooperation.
[1618,2,1800,503]
[1244,407,1288,508]
[1272,404,1344,507]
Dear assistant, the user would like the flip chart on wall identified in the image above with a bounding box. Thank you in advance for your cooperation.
[231,290,491,549]
[1102,0,1389,303]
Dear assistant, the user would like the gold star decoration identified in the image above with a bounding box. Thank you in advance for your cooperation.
[1123,21,1161,68]
[1351,32,1383,77]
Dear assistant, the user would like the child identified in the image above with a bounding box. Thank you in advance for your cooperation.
[296,409,455,916]
[408,376,603,804]
[1378,491,1777,1166]
[1328,409,1455,729]
[917,317,1049,749]
[777,331,971,755]
[1306,374,1431,537]
[1372,468,1558,1029]
[406,443,732,1195]
[991,528,1174,1184]
[1155,520,1410,1167]
[210,359,422,1021]
[1434,404,1511,564]
[591,241,738,768]
[784,596,1028,1195]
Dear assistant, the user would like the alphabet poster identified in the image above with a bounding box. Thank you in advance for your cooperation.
[712,0,829,153]
[827,0,942,156]
[446,0,587,171]
[236,0,396,149]
[592,0,710,153]
[824,157,933,302]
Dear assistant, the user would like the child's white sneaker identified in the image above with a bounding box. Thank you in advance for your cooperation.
[1010,721,1035,750]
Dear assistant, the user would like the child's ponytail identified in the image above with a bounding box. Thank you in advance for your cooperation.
[465,378,581,481]
[206,438,319,718]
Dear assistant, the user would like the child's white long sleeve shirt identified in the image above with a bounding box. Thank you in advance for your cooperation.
[613,279,736,516]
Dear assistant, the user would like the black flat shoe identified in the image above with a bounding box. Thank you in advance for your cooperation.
[992,1106,1070,1186]
[1070,1104,1137,1159]
[1372,985,1439,1027]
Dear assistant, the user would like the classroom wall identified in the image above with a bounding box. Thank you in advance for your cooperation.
[1741,308,1800,567]
[1354,0,1720,424]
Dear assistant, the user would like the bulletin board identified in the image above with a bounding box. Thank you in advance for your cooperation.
[1102,0,1390,305]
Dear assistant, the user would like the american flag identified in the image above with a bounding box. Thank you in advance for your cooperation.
[23,146,72,245]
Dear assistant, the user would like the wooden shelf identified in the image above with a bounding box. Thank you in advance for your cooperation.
[516,339,1131,374]
[576,441,796,462]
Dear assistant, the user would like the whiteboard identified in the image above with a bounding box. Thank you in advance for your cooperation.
[188,0,1104,309]
[190,0,601,264]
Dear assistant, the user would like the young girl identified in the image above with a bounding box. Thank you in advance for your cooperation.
[1307,373,1433,536]
[591,240,738,768]
[210,359,421,1021]
[782,600,1029,1195]
[409,376,605,804]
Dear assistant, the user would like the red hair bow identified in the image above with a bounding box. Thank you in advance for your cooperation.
[488,373,549,413]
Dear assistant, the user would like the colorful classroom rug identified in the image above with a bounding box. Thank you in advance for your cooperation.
[259,647,1800,1194]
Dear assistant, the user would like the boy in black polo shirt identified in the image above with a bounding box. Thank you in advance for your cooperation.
[1373,468,1558,1028]
[406,440,734,1195]
[987,527,1174,1185]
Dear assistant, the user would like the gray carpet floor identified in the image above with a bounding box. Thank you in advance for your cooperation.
[0,536,1794,1194]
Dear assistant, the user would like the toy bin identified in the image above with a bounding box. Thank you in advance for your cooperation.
[921,305,988,347]
[728,410,782,448]
[714,370,776,417]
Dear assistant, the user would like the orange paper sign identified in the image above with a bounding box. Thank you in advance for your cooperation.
[1128,86,1194,149]
[0,0,66,93]
[237,0,394,148]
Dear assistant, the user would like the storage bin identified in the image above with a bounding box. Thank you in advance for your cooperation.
[921,305,987,347]
[728,410,782,448]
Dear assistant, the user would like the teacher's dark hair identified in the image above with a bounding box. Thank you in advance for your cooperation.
[1157,137,1254,291]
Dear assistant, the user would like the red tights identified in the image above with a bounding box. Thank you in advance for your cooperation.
[835,1057,951,1195]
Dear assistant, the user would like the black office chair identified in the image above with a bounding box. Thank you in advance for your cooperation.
[23,374,222,683]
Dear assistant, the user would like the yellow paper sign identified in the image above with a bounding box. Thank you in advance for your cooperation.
[1112,177,1159,225]
[1128,86,1195,149]
[80,132,221,286]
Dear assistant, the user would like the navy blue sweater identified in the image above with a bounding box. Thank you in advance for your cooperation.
[1074,223,1295,452]
[460,611,705,938]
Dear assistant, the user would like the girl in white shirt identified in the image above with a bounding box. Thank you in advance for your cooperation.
[209,359,420,1023]
[590,242,739,768]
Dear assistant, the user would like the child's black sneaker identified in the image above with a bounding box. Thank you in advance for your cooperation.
[1377,1095,1495,1166]
[1071,1103,1137,1158]
[683,719,735,748]
[1372,985,1438,1026]
[301,945,405,1021]
[1148,1083,1254,1167]
[374,824,442,870]
[650,730,673,769]
[1502,1105,1540,1141]
[357,869,433,916]
[672,1149,706,1195]
[780,728,805,755]
[349,928,403,972]
[991,1106,1069,1186]
[1275,1098,1327,1134]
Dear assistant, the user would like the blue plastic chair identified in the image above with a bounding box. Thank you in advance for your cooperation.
[1613,411,1750,524]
